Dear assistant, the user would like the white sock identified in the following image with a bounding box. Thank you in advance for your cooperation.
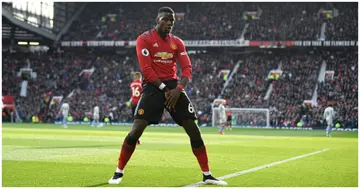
[116,167,124,173]
[203,171,211,176]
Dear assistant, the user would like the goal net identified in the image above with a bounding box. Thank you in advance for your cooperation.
[212,107,270,128]
[211,99,270,127]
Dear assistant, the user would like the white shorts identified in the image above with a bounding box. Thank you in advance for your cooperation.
[93,114,99,120]
[326,118,333,127]
[220,117,227,125]
[62,112,68,119]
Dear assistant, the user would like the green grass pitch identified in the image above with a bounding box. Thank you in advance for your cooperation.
[2,123,358,187]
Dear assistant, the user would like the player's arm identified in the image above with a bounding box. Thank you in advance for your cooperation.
[127,98,132,107]
[165,38,192,110]
[136,36,169,92]
[176,38,192,88]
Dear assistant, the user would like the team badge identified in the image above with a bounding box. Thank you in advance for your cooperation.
[138,109,144,115]
[170,43,177,50]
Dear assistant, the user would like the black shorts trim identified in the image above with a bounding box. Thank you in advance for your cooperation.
[131,104,138,117]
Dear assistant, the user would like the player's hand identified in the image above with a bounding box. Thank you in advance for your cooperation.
[165,88,182,112]
[164,88,170,102]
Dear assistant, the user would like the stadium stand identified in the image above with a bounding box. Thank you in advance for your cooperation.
[2,2,358,129]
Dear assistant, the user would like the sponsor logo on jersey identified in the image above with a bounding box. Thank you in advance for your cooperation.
[153,59,173,63]
[154,52,173,59]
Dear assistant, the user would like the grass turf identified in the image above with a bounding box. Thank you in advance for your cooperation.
[2,123,358,187]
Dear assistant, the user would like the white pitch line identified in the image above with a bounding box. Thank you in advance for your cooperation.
[184,149,329,187]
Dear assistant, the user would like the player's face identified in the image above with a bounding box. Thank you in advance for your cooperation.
[157,13,175,34]
[134,76,139,81]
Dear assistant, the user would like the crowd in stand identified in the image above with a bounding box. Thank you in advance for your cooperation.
[185,53,237,124]
[325,3,358,40]
[3,2,358,128]
[244,3,324,41]
[2,49,357,128]
[220,50,357,128]
[269,53,322,126]
[2,51,238,125]
[316,51,358,128]
[245,3,357,41]
[222,53,279,109]
[64,2,247,41]
[63,2,357,41]
[2,51,135,122]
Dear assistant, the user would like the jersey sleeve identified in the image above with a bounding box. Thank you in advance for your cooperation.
[176,38,192,80]
[136,36,158,82]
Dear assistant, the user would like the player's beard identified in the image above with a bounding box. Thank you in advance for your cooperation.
[164,25,172,34]
[155,25,170,38]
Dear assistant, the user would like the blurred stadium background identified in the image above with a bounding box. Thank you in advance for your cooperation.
[1,2,358,187]
[2,2,357,129]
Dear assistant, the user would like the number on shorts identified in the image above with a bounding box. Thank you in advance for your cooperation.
[131,86,141,97]
[188,103,194,113]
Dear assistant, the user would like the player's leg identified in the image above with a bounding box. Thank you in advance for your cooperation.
[132,104,141,145]
[219,115,227,134]
[62,113,68,128]
[91,116,96,127]
[91,117,95,127]
[227,116,232,130]
[97,118,104,127]
[168,93,227,186]
[219,122,226,134]
[326,119,333,137]
[109,84,165,184]
[96,115,100,126]
[92,115,99,127]
[108,118,149,184]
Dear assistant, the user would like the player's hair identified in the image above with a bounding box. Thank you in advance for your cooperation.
[158,6,174,14]
[327,100,335,106]
[133,72,142,79]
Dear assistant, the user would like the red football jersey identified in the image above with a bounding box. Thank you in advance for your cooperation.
[227,111,232,116]
[130,79,143,105]
[136,29,192,83]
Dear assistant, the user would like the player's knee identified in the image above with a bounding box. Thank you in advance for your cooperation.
[129,119,148,139]
[125,134,138,145]
[181,119,197,127]
[190,139,204,148]
[181,119,203,140]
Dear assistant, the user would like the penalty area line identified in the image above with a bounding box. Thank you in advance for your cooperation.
[183,149,329,187]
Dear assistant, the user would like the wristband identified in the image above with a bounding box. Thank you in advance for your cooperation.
[176,84,184,90]
[159,83,166,90]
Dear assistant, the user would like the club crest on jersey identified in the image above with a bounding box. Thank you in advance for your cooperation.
[138,109,144,115]
[170,43,177,50]
[154,52,173,59]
